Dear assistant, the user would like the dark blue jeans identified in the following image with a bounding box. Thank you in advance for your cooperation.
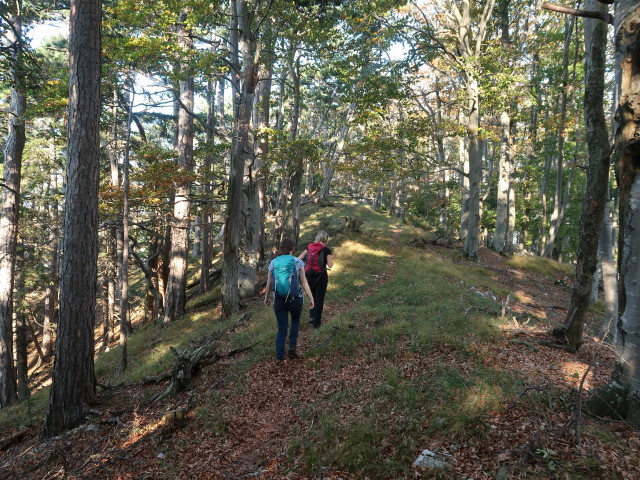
[273,295,303,360]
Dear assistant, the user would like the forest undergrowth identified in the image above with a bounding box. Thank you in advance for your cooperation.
[0,202,638,479]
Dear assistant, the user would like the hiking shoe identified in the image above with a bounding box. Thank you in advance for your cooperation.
[287,349,303,359]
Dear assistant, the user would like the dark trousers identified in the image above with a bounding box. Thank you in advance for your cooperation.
[307,271,328,327]
[273,296,303,360]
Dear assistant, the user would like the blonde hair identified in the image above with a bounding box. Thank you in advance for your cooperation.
[315,230,329,243]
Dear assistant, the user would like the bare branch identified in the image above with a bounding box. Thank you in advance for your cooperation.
[542,2,614,25]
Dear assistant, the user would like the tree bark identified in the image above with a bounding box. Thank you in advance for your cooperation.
[46,0,101,435]
[599,197,618,343]
[463,75,481,261]
[544,17,576,258]
[42,169,59,360]
[558,0,611,352]
[14,252,28,399]
[222,0,262,317]
[587,0,640,426]
[0,11,25,409]
[119,75,135,371]
[163,14,194,323]
[492,111,512,254]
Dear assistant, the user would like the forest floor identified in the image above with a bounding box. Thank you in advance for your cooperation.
[1,204,638,480]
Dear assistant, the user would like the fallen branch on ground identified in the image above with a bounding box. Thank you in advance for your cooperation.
[0,427,31,451]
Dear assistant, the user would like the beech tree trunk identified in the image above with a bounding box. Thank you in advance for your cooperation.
[599,198,618,343]
[254,46,273,261]
[163,15,194,323]
[492,111,512,254]
[588,1,640,426]
[222,0,261,317]
[463,74,481,261]
[46,0,101,435]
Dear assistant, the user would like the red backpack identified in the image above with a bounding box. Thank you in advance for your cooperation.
[305,242,326,274]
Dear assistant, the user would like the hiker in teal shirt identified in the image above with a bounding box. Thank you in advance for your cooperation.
[264,238,314,361]
[299,230,333,329]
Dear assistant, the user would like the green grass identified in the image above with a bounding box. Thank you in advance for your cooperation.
[286,203,524,478]
[507,254,575,277]
[2,201,629,479]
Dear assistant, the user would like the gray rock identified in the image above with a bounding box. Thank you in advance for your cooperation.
[413,449,451,470]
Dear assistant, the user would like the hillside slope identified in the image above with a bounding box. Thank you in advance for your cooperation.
[0,202,636,479]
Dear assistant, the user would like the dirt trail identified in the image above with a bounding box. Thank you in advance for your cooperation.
[168,227,405,478]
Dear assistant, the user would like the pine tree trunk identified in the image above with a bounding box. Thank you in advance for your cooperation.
[46,0,101,435]
[14,252,28,399]
[0,13,25,409]
[42,170,59,360]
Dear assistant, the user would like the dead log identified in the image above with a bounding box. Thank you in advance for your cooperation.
[149,312,254,402]
[0,427,31,451]
[342,216,363,232]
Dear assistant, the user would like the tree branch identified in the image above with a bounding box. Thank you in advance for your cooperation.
[542,2,613,25]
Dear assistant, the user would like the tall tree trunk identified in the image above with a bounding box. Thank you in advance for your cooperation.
[319,103,355,200]
[544,17,576,258]
[599,197,618,343]
[271,176,290,255]
[119,77,135,370]
[200,79,215,294]
[506,131,516,254]
[254,44,273,261]
[463,75,481,261]
[588,1,640,426]
[100,235,112,351]
[107,87,121,338]
[0,12,25,409]
[163,15,194,323]
[492,111,512,254]
[46,0,101,435]
[14,251,28,399]
[284,47,303,246]
[222,0,261,317]
[557,0,611,352]
[42,169,59,360]
[459,110,470,242]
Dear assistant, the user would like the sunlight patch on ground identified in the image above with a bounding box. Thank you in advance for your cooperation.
[121,416,162,449]
[340,240,388,258]
[560,360,595,390]
[463,384,502,411]
[498,321,549,335]
[513,290,536,305]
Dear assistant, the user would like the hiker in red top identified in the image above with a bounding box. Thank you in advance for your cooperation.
[299,230,333,329]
